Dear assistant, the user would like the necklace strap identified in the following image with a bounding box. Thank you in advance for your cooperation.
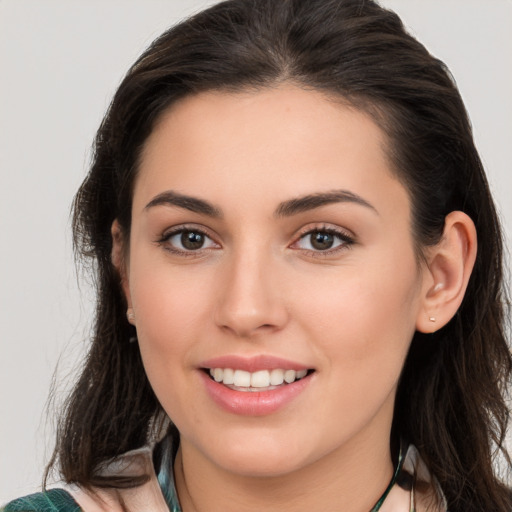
[369,440,405,512]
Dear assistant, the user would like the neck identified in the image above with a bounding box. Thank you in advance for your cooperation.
[174,430,394,512]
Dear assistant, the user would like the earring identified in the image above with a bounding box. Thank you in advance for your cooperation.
[126,307,136,324]
[429,317,436,322]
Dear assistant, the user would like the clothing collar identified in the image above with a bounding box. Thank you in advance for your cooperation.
[66,432,446,512]
[153,434,447,512]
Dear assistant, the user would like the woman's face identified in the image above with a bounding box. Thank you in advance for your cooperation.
[121,85,430,477]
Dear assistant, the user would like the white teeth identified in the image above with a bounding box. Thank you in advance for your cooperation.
[269,368,284,385]
[251,370,270,388]
[208,367,309,388]
[284,369,296,383]
[222,367,235,385]
[233,369,251,387]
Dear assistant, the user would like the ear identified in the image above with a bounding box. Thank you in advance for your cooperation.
[416,211,477,333]
[111,220,133,321]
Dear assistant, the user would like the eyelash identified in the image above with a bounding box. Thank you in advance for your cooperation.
[156,224,355,258]
[291,225,355,257]
[156,225,219,258]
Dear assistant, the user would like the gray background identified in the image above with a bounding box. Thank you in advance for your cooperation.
[1,0,511,502]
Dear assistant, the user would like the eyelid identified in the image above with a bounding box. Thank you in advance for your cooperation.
[157,223,221,255]
[155,222,354,258]
[294,222,355,240]
[289,223,355,255]
[160,223,216,240]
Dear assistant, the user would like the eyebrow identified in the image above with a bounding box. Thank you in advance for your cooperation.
[144,190,222,218]
[144,188,377,218]
[274,190,378,217]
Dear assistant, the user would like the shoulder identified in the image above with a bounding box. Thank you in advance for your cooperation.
[1,489,81,512]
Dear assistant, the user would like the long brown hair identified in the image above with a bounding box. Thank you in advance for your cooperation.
[49,1,511,510]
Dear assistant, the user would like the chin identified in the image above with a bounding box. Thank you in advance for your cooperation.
[198,431,315,478]
[217,451,305,478]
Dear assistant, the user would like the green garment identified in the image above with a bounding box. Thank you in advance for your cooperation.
[2,437,446,512]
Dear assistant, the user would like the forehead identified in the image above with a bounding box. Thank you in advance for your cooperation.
[134,85,409,220]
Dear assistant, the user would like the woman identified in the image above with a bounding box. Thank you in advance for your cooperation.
[3,0,511,510]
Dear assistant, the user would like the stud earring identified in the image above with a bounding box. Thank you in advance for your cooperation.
[429,317,436,322]
[126,307,136,324]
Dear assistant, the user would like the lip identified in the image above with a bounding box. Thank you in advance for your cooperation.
[199,367,314,416]
[199,354,310,372]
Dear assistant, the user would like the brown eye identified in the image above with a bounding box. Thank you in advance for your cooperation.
[293,228,354,254]
[181,230,205,250]
[310,231,334,250]
[163,228,218,253]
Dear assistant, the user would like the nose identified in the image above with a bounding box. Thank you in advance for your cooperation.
[213,250,289,338]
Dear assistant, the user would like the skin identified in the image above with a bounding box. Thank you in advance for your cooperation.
[113,85,476,512]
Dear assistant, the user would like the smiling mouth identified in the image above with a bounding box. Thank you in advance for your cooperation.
[205,368,314,392]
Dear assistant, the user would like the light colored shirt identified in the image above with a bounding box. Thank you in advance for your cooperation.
[3,436,447,512]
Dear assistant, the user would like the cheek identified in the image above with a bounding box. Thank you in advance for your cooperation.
[130,251,213,333]
[126,253,215,392]
[130,269,208,426]
[296,260,421,435]
[294,251,421,371]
